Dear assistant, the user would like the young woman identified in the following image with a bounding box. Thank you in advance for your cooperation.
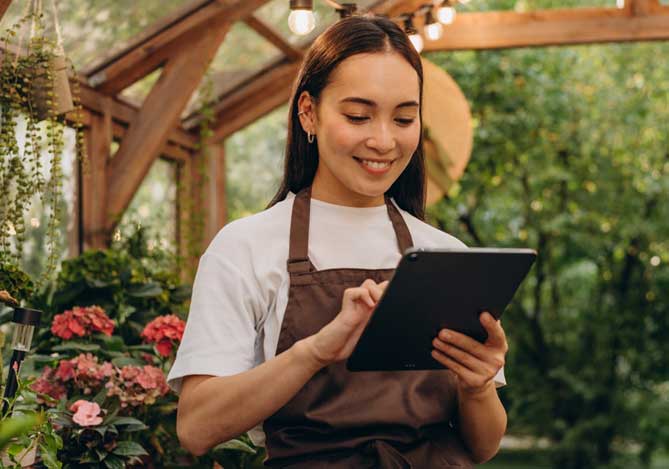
[169,15,508,468]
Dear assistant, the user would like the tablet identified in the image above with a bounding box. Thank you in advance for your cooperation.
[347,247,537,372]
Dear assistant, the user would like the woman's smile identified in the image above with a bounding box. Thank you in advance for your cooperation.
[353,156,396,175]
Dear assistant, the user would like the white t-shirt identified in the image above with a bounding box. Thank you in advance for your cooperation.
[167,191,506,446]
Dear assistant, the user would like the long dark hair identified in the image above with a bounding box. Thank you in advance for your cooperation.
[266,15,426,219]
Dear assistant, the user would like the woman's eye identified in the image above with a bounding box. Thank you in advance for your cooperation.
[395,118,415,126]
[345,115,369,123]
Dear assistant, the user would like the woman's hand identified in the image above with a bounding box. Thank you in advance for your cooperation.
[301,279,388,368]
[431,312,508,396]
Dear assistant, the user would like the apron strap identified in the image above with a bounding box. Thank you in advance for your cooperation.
[287,186,314,274]
[384,194,414,254]
[287,186,415,274]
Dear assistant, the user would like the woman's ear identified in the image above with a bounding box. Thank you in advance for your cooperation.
[297,91,317,134]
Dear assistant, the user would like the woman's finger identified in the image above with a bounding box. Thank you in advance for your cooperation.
[361,279,385,303]
[432,338,497,377]
[431,350,488,390]
[438,329,489,361]
[480,312,508,351]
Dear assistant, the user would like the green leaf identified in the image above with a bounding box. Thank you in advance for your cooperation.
[112,440,148,457]
[103,454,125,469]
[213,438,257,454]
[39,442,62,469]
[52,342,100,352]
[126,283,162,298]
[111,356,144,368]
[0,414,40,451]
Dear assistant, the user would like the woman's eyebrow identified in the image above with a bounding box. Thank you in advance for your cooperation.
[339,97,419,109]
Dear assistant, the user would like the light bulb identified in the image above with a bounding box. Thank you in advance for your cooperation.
[424,11,443,41]
[437,6,456,24]
[616,0,624,8]
[409,33,424,53]
[288,9,315,35]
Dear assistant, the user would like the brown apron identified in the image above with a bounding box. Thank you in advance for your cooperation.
[263,186,474,468]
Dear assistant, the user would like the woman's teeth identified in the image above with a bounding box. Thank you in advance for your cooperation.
[357,158,392,169]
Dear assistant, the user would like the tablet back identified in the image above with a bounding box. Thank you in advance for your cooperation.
[347,248,536,372]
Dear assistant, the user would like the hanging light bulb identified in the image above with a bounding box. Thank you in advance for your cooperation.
[337,3,357,19]
[424,10,443,41]
[403,15,423,54]
[289,0,316,35]
[437,1,456,25]
[616,0,625,8]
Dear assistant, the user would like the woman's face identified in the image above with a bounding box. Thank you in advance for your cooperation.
[299,51,421,207]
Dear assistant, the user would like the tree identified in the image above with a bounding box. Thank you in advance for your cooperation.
[426,41,669,467]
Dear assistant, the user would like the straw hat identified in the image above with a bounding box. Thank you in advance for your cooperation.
[421,58,473,205]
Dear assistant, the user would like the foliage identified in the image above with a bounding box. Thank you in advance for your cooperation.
[426,41,669,468]
[0,263,35,307]
[0,3,86,285]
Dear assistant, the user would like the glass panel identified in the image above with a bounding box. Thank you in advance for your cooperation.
[225,103,288,221]
[0,109,78,279]
[116,158,178,254]
[120,67,162,105]
[0,0,196,71]
[183,21,282,118]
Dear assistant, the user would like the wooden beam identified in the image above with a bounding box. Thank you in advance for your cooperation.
[82,98,113,250]
[0,0,12,21]
[85,0,271,95]
[78,83,199,150]
[208,60,300,140]
[244,15,303,62]
[629,0,662,16]
[105,17,232,231]
[422,7,669,51]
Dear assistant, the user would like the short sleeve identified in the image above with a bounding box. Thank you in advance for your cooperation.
[167,251,263,394]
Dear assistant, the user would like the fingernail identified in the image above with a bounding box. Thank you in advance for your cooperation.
[440,330,451,340]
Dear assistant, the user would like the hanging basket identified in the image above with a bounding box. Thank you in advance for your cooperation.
[31,53,74,121]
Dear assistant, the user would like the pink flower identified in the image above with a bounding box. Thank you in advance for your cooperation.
[106,365,170,407]
[31,367,67,405]
[70,400,103,427]
[51,306,115,339]
[141,315,185,357]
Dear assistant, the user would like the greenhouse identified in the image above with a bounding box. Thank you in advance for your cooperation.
[0,0,668,467]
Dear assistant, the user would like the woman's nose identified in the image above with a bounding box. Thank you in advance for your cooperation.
[366,122,397,154]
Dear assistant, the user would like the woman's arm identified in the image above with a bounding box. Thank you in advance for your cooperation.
[177,280,387,456]
[177,339,322,456]
[431,312,509,463]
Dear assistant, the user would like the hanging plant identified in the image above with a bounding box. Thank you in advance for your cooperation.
[0,0,87,286]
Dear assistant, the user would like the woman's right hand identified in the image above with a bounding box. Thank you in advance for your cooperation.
[300,279,389,368]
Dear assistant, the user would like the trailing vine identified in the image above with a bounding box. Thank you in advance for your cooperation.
[0,1,87,286]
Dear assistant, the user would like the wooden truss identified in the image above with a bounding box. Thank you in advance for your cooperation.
[1,0,668,256]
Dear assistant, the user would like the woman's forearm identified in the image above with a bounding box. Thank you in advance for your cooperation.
[177,339,323,456]
[457,382,507,463]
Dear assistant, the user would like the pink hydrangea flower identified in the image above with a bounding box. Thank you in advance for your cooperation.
[141,315,186,357]
[51,305,115,339]
[106,365,170,407]
[70,400,103,427]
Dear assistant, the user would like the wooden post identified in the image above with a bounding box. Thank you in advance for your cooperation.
[0,1,12,21]
[82,99,113,250]
[105,18,231,232]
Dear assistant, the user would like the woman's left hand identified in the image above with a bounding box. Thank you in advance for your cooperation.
[431,312,508,395]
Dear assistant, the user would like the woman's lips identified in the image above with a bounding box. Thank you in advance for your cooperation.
[353,156,395,175]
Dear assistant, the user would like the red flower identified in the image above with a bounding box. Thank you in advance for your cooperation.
[141,315,185,357]
[51,306,115,339]
[106,365,170,407]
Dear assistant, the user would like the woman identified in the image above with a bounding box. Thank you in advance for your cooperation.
[169,15,508,467]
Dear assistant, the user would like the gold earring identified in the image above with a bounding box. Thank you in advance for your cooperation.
[307,131,315,144]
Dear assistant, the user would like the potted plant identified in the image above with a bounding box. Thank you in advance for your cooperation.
[0,1,86,282]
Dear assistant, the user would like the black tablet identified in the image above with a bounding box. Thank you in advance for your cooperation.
[347,247,537,372]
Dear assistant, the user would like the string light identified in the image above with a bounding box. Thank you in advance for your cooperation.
[337,3,357,18]
[424,10,443,41]
[284,1,474,47]
[437,1,456,25]
[289,0,316,35]
[403,15,424,53]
